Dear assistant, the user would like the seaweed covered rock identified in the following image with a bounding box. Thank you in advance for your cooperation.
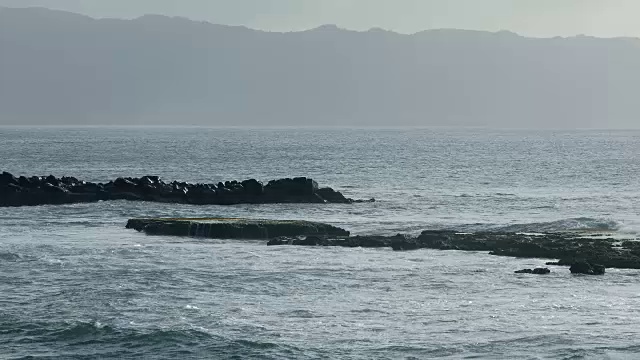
[126,218,350,240]
[390,230,640,269]
[276,231,640,270]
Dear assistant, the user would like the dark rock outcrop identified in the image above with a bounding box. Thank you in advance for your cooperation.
[569,261,606,275]
[515,268,550,274]
[0,171,368,207]
[271,230,640,270]
[126,218,350,239]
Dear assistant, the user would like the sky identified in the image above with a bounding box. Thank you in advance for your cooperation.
[0,0,639,38]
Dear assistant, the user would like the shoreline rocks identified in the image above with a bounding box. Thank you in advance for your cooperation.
[0,171,372,207]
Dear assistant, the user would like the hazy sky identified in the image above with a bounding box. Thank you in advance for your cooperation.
[1,0,639,38]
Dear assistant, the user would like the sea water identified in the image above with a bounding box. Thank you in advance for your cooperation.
[1,127,640,359]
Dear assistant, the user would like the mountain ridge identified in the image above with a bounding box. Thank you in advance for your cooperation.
[1,6,639,128]
[5,6,640,40]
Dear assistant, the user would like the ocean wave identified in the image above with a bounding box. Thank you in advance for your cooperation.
[454,217,621,234]
[46,320,117,342]
[2,319,214,345]
[531,205,559,210]
[1,319,305,359]
[494,193,517,197]
[351,308,389,315]
[451,192,518,198]
[371,345,463,358]
[0,252,21,261]
[278,309,320,318]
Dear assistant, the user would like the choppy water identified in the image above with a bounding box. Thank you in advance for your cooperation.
[2,127,640,359]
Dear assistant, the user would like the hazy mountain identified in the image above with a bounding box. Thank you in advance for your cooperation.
[1,6,640,128]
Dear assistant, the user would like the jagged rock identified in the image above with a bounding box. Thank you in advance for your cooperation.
[30,176,42,186]
[241,179,263,196]
[315,187,351,203]
[60,176,79,185]
[42,182,67,193]
[140,175,160,184]
[0,172,18,186]
[45,175,59,187]
[18,176,31,187]
[570,261,605,275]
[0,171,363,207]
[264,177,322,202]
[113,177,136,189]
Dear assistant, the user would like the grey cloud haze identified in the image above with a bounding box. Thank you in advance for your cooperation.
[1,0,640,37]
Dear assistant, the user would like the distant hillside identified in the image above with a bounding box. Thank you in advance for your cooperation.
[1,6,640,128]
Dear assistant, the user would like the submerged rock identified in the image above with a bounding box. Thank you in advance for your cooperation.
[126,218,350,240]
[0,171,363,207]
[533,268,551,274]
[515,268,550,274]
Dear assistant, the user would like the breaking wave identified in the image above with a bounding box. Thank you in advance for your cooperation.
[0,319,305,359]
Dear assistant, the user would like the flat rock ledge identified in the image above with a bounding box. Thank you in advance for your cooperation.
[126,220,640,271]
[267,230,640,271]
[0,171,373,207]
[126,218,350,239]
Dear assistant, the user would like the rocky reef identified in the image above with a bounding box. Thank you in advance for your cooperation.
[123,215,640,272]
[267,230,640,271]
[0,171,371,207]
[126,218,350,239]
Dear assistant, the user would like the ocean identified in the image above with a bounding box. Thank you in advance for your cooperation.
[1,126,640,359]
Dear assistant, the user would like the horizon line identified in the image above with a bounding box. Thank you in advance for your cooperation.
[1,124,639,132]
